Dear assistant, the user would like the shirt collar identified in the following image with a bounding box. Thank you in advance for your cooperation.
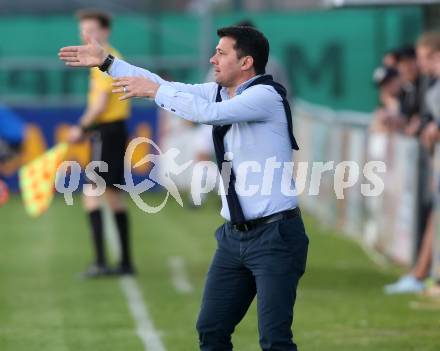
[220,74,263,98]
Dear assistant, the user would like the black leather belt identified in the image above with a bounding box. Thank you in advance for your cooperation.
[232,207,301,232]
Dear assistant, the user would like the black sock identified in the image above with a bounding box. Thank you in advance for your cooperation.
[88,209,106,266]
[114,210,132,268]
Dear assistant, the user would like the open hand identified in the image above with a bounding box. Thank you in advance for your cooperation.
[112,77,160,100]
[58,33,107,67]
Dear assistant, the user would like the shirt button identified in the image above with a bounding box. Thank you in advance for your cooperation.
[160,104,164,107]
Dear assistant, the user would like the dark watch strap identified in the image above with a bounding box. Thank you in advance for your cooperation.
[98,54,115,72]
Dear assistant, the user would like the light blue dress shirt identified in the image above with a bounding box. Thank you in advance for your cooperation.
[109,58,297,221]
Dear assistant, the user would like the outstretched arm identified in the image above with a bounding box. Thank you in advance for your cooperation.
[110,78,281,126]
[58,34,216,100]
[154,85,281,125]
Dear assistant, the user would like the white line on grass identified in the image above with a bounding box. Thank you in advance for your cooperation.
[119,277,167,351]
[409,300,440,311]
[338,231,390,271]
[168,256,194,294]
[359,242,389,271]
[103,205,167,351]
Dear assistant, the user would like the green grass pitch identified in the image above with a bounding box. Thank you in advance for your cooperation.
[1,193,440,351]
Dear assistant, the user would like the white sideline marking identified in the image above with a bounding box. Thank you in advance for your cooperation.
[119,277,167,351]
[344,232,389,271]
[168,256,194,294]
[359,242,389,271]
[103,205,167,351]
[409,300,440,311]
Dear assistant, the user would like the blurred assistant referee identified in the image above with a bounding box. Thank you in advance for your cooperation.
[67,10,135,278]
[60,25,308,350]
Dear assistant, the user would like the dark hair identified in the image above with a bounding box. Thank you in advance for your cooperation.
[217,26,269,75]
[76,9,112,29]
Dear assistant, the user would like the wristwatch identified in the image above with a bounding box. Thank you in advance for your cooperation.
[98,54,115,72]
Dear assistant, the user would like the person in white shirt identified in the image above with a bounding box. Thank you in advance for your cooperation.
[59,25,308,351]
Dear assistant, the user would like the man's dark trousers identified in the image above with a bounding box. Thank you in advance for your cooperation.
[196,213,309,351]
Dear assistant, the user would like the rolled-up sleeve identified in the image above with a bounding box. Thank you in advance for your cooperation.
[154,84,281,125]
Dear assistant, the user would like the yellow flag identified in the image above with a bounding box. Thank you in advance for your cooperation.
[19,143,68,217]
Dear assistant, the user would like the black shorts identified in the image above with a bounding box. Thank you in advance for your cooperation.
[87,120,127,189]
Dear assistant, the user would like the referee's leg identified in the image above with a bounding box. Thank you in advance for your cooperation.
[105,188,134,271]
[196,224,256,351]
[101,121,134,273]
[83,130,107,270]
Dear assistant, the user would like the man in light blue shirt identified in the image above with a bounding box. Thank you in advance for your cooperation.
[60,25,309,351]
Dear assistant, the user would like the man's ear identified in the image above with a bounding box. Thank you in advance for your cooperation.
[241,56,254,71]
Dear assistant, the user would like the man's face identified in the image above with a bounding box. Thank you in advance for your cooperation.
[417,45,434,75]
[79,19,109,44]
[209,37,248,87]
